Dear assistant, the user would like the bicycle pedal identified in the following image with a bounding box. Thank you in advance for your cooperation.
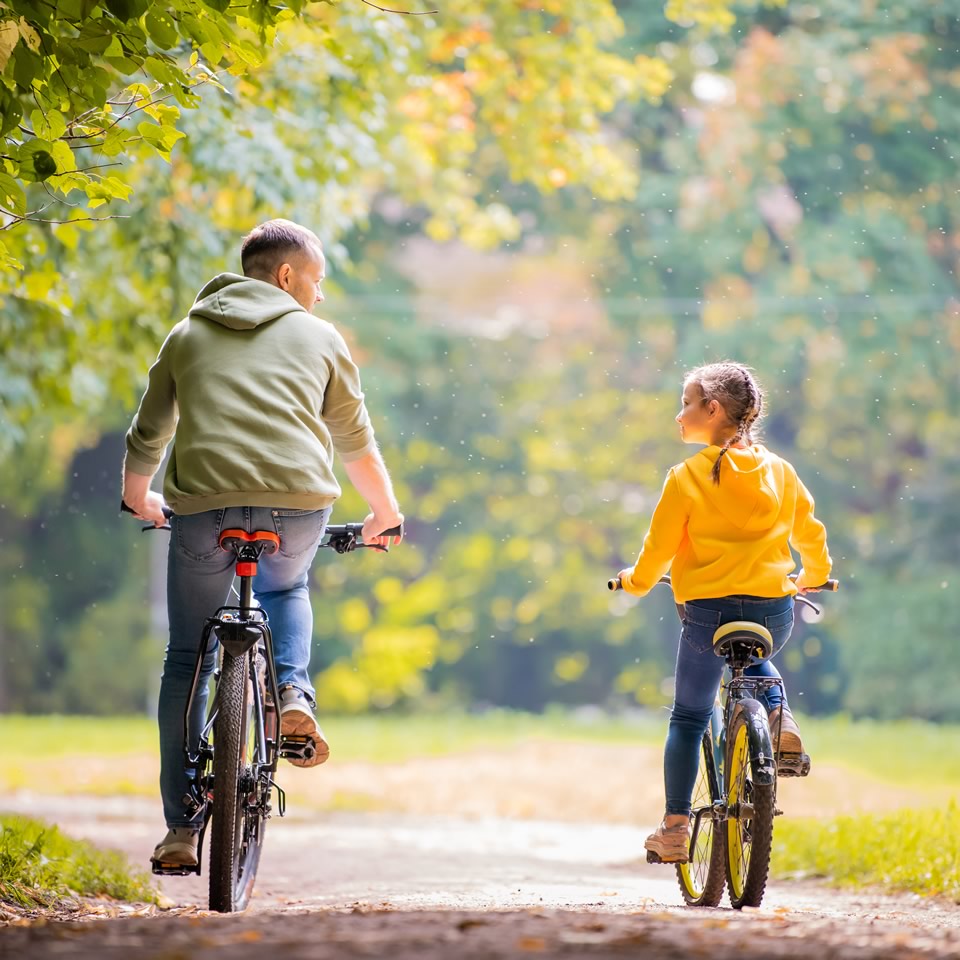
[151,861,199,877]
[279,735,316,760]
[646,849,663,865]
[777,753,811,778]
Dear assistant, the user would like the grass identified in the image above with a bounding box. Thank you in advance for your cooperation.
[772,802,960,901]
[0,815,157,909]
[0,709,667,796]
[798,714,960,789]
[3,710,960,792]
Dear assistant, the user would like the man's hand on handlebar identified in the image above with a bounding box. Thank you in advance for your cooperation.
[361,511,405,549]
[124,492,170,527]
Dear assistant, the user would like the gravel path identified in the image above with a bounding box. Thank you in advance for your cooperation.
[2,793,959,959]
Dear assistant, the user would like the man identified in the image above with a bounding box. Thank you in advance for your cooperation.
[122,219,403,867]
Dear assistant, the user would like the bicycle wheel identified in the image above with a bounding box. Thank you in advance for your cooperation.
[209,651,265,912]
[724,710,775,908]
[676,731,725,907]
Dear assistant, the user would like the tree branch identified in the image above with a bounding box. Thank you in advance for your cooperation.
[0,211,130,230]
[360,0,438,14]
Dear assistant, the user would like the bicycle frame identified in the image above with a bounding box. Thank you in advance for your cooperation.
[687,669,783,851]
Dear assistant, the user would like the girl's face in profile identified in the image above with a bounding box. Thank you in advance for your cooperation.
[676,380,721,445]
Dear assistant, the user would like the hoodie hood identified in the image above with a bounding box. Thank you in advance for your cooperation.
[686,444,783,531]
[187,273,305,330]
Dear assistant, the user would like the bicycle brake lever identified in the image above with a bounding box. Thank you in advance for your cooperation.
[794,595,821,617]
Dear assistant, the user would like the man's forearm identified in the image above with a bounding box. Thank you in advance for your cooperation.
[342,449,400,517]
[122,468,156,509]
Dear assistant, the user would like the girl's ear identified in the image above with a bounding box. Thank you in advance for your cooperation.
[706,399,721,419]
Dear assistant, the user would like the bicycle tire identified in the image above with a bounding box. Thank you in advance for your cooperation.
[676,731,726,907]
[209,651,263,912]
[724,711,775,908]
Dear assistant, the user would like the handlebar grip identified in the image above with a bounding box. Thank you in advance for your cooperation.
[815,579,839,591]
[607,577,622,591]
[379,525,403,538]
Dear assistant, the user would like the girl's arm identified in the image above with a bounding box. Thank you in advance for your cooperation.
[619,469,688,597]
[790,476,832,589]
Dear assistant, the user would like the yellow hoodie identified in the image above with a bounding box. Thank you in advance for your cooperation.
[621,444,831,603]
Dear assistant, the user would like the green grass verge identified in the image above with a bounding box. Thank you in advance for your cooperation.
[772,802,960,901]
[0,815,157,909]
[798,714,960,789]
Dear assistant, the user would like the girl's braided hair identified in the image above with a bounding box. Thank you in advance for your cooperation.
[686,361,764,485]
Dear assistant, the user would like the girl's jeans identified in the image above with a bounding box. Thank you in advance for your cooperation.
[159,506,330,827]
[664,594,795,816]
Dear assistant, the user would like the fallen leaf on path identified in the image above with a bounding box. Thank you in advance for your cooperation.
[517,936,547,951]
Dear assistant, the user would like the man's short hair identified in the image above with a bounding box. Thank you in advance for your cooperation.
[240,219,323,278]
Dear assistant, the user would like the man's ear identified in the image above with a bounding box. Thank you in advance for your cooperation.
[276,262,292,290]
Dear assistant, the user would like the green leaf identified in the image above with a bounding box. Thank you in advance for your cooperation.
[143,55,178,86]
[203,0,231,13]
[136,120,164,144]
[0,172,27,217]
[50,140,77,174]
[145,10,178,50]
[31,108,67,141]
[103,0,149,22]
[56,0,98,19]
[18,139,57,182]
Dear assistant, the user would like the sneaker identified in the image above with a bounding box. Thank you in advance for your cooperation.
[151,827,199,867]
[279,686,330,768]
[644,820,690,864]
[769,705,804,754]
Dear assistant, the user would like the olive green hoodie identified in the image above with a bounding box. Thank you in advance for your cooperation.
[124,273,376,515]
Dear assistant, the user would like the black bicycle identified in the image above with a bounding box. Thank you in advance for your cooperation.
[123,504,401,912]
[608,573,837,908]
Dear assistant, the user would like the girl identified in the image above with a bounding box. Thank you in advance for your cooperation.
[616,361,832,864]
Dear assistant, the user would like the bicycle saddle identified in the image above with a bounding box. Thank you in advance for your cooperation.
[712,620,774,661]
[218,529,280,555]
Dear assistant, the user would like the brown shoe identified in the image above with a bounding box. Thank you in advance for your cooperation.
[769,705,804,754]
[644,821,690,864]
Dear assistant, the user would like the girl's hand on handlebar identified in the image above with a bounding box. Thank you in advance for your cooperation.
[127,492,169,527]
[361,511,404,548]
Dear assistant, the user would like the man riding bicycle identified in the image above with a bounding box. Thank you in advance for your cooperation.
[121,219,403,869]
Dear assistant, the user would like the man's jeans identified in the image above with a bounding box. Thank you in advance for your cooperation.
[159,506,330,827]
[664,594,795,816]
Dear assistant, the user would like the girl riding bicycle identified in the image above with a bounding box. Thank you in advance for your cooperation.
[616,361,832,864]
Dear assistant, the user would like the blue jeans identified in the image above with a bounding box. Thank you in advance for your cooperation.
[664,594,795,816]
[159,506,330,827]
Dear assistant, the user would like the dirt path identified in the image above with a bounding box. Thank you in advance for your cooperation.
[3,793,959,959]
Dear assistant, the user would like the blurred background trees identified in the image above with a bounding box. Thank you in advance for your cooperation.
[1,0,956,720]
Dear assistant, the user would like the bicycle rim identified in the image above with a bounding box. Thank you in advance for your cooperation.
[676,733,725,907]
[725,714,775,908]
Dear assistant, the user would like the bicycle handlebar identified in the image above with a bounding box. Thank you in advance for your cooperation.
[120,500,174,531]
[607,574,839,592]
[320,522,404,554]
[121,501,404,549]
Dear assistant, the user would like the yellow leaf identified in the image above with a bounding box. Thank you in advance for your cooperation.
[0,20,19,72]
[17,17,40,53]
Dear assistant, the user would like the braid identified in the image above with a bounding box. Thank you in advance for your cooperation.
[692,361,764,485]
[710,443,732,484]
